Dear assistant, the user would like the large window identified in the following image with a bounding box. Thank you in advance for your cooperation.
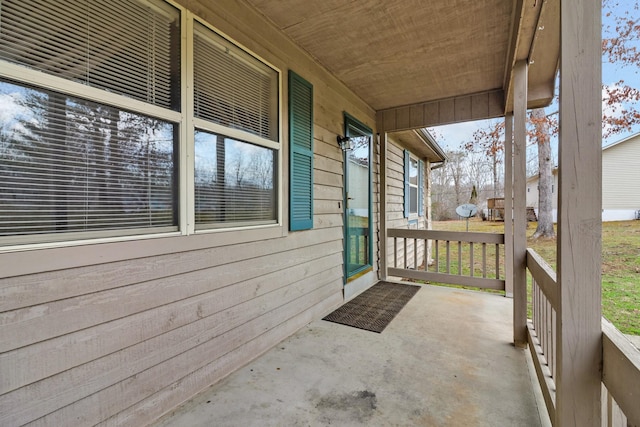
[0,0,281,248]
[193,21,279,229]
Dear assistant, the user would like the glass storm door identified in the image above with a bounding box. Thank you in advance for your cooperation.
[344,115,372,278]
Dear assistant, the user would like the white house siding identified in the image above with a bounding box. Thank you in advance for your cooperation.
[526,171,559,222]
[602,134,640,220]
[385,139,428,271]
[526,133,640,222]
[0,1,378,426]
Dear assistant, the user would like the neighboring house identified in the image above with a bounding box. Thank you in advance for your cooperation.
[527,133,640,222]
[526,169,558,220]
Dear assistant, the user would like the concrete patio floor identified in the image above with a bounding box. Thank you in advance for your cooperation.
[154,283,548,427]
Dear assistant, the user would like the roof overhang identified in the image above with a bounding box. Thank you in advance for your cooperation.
[390,129,447,164]
[246,0,559,127]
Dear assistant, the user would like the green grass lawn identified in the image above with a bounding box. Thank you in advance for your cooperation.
[431,219,640,335]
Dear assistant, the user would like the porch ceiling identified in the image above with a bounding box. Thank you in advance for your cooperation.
[246,0,559,119]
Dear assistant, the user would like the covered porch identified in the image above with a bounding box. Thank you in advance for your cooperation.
[155,284,547,427]
[2,0,639,425]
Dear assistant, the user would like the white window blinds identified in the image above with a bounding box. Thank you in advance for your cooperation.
[0,80,178,243]
[193,22,278,141]
[0,0,181,110]
[194,130,276,228]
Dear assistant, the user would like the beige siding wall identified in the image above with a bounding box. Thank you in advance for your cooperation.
[385,139,428,270]
[0,1,378,426]
[602,135,640,209]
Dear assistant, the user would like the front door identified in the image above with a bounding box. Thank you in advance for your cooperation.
[343,114,372,279]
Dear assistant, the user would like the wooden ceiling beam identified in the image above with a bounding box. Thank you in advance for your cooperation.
[377,89,504,132]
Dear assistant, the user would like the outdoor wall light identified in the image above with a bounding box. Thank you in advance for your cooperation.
[337,135,352,151]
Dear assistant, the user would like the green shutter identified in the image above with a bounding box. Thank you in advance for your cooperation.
[289,71,314,231]
[418,160,425,216]
[403,149,410,218]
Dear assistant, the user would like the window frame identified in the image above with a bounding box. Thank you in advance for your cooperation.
[408,156,419,215]
[404,150,424,219]
[0,1,284,252]
[189,15,282,234]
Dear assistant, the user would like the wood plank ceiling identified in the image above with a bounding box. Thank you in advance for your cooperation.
[246,0,559,118]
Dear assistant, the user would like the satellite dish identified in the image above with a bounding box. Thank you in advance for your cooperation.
[455,203,478,218]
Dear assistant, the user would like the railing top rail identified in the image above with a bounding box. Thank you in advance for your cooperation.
[602,318,640,426]
[526,248,558,309]
[387,228,504,244]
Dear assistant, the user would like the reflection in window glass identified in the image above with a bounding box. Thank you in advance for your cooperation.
[0,80,178,240]
[195,129,276,228]
[345,134,370,274]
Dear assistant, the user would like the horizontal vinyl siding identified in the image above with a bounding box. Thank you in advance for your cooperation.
[385,140,425,270]
[0,0,377,426]
[602,137,640,209]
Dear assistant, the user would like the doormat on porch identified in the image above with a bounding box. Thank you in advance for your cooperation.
[322,281,420,333]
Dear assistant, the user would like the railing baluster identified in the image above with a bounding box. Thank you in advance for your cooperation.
[469,242,474,277]
[446,241,450,274]
[414,238,418,269]
[551,307,556,380]
[544,287,548,356]
[482,243,487,278]
[393,237,397,268]
[495,243,500,279]
[434,239,439,272]
[403,238,408,269]
[533,278,537,335]
[423,239,428,271]
[546,299,552,372]
[457,241,462,275]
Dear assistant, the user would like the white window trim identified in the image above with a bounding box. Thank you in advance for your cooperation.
[0,0,285,253]
[408,154,419,217]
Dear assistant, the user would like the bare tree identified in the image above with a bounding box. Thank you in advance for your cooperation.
[530,109,555,238]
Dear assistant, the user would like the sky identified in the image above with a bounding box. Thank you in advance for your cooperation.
[431,3,640,152]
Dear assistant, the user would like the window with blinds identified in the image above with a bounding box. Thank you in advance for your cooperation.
[404,151,422,217]
[0,0,282,247]
[0,0,181,110]
[0,80,178,243]
[192,21,280,229]
[194,130,276,228]
[193,22,278,142]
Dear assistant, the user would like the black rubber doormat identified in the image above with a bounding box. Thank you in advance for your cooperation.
[323,281,420,333]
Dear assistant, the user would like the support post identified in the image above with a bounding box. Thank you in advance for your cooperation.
[556,0,602,425]
[504,113,514,298]
[378,129,388,280]
[513,60,528,348]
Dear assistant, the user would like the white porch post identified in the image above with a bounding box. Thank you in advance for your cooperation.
[504,113,514,298]
[513,60,528,348]
[556,0,602,425]
[378,129,388,280]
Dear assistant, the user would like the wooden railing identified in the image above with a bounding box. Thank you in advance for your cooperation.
[526,248,640,427]
[387,229,505,290]
[526,248,558,423]
[602,319,640,427]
